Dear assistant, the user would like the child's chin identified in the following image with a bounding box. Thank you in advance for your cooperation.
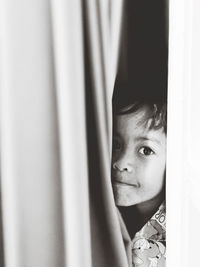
[114,194,137,207]
[113,186,137,206]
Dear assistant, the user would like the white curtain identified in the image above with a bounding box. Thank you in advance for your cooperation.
[167,0,200,266]
[0,1,128,267]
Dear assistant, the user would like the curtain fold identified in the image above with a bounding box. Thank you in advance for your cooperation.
[50,1,92,266]
[0,1,65,266]
[83,1,128,266]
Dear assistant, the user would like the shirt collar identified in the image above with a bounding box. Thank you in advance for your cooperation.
[117,202,166,242]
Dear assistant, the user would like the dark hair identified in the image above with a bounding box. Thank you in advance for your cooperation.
[113,101,167,133]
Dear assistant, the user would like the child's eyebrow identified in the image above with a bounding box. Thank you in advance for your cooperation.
[135,136,161,145]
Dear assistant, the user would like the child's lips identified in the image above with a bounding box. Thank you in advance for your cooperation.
[112,178,138,187]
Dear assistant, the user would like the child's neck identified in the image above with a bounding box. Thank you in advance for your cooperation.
[135,192,163,220]
[118,191,164,239]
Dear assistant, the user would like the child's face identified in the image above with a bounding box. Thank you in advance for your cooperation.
[111,105,166,207]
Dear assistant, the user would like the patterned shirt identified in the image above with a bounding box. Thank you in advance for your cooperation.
[118,203,166,267]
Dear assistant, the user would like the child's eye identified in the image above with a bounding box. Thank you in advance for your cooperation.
[113,138,121,150]
[138,146,154,156]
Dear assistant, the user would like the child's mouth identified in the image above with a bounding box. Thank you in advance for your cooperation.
[112,180,138,187]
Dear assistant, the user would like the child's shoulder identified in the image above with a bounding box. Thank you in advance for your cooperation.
[132,202,166,267]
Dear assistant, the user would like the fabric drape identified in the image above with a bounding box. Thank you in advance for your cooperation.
[0,0,127,267]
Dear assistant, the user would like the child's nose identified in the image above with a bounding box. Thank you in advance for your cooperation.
[112,153,133,173]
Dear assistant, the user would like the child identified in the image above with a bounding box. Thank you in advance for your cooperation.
[111,100,166,267]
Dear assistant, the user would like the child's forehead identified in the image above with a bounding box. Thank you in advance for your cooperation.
[113,108,166,142]
[114,105,152,128]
